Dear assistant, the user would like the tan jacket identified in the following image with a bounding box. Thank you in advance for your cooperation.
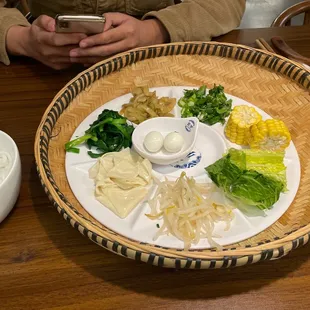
[0,0,246,65]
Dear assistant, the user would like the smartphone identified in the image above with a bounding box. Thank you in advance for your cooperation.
[55,14,105,35]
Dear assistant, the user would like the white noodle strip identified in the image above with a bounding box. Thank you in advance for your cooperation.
[147,172,234,250]
[153,223,166,240]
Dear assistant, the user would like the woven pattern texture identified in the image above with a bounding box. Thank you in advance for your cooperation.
[35,42,310,269]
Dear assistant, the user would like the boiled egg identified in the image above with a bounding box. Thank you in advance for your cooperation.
[163,132,184,153]
[144,131,164,153]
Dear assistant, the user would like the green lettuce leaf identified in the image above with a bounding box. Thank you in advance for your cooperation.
[229,148,287,190]
[229,170,284,210]
[205,149,286,210]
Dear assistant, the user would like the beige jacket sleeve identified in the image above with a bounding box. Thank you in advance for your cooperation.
[0,0,30,65]
[143,0,246,42]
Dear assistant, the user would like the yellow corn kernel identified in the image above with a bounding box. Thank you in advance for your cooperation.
[225,105,262,145]
[248,119,291,151]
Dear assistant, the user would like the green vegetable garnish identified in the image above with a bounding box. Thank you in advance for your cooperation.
[65,109,134,158]
[205,148,286,210]
[178,84,232,125]
[229,148,287,190]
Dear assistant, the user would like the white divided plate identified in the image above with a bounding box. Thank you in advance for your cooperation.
[65,86,301,249]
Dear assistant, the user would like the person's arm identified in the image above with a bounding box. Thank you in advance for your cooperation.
[0,0,30,65]
[142,0,246,42]
[70,0,246,65]
[1,2,86,70]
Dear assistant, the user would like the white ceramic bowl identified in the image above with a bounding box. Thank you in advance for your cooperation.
[0,131,21,224]
[132,117,199,165]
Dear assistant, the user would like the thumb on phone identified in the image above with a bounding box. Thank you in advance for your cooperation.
[33,15,56,32]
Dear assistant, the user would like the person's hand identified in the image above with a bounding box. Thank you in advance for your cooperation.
[6,15,87,70]
[69,13,169,65]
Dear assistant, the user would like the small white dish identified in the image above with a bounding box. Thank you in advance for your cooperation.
[0,131,22,224]
[132,117,199,165]
[152,122,227,177]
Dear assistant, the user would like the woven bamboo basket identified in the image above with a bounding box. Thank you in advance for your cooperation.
[34,42,310,269]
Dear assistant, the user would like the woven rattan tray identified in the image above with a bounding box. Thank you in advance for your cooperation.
[34,42,310,269]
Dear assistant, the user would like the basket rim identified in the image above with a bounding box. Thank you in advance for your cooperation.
[34,41,310,268]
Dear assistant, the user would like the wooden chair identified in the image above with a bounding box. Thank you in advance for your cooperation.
[7,0,30,14]
[19,0,29,14]
[270,1,310,66]
[271,0,310,27]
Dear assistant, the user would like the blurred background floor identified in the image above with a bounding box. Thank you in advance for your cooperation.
[239,0,305,28]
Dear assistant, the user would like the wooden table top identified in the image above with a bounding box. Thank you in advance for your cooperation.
[217,25,310,59]
[1,25,310,310]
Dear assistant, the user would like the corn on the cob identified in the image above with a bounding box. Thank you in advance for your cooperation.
[248,119,291,151]
[225,105,262,145]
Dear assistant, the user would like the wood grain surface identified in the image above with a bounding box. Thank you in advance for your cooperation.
[217,25,310,59]
[1,26,310,310]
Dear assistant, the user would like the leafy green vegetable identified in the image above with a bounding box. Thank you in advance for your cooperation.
[205,149,286,210]
[229,148,287,190]
[65,110,134,158]
[178,85,232,125]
